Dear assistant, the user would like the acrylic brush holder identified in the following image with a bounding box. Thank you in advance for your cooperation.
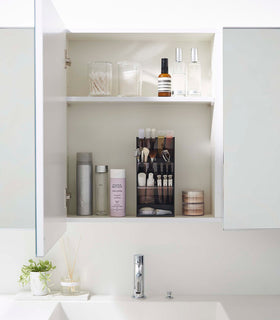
[136,137,175,217]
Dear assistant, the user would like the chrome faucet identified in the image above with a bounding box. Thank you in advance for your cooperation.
[133,254,144,298]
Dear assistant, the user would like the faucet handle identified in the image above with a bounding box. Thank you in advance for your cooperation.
[134,254,144,264]
[166,291,173,299]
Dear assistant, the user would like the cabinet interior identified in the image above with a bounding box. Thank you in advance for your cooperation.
[66,32,218,218]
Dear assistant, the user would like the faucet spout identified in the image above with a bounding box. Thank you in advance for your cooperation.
[133,254,144,298]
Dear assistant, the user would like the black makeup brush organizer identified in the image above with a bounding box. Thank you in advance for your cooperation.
[136,137,175,217]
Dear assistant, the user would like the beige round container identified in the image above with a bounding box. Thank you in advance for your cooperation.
[182,203,204,216]
[182,190,204,204]
[182,190,204,216]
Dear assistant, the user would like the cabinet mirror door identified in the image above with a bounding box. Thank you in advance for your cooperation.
[224,28,280,229]
[0,29,34,229]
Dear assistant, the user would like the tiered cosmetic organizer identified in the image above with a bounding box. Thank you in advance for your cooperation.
[136,137,175,217]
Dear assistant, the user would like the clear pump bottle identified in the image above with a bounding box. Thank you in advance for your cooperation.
[95,165,109,215]
[172,48,186,96]
[187,48,201,96]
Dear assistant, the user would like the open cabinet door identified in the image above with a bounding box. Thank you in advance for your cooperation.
[35,0,67,256]
[224,28,280,229]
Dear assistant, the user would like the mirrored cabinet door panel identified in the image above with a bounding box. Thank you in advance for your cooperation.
[0,28,35,229]
[224,28,280,229]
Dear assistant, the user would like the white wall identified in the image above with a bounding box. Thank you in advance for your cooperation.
[0,229,35,293]
[0,0,34,27]
[1,0,280,295]
[3,222,280,295]
[44,222,280,295]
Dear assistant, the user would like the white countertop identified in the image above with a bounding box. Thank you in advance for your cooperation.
[89,295,280,320]
[1,295,280,320]
[214,295,280,320]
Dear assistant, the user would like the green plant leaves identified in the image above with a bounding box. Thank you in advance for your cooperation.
[18,259,56,287]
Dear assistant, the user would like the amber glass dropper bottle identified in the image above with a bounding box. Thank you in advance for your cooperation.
[158,58,171,97]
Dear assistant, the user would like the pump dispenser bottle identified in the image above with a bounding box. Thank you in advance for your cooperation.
[158,58,171,97]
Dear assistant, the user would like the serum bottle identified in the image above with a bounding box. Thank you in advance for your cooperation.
[187,48,201,95]
[158,58,171,97]
[172,48,186,96]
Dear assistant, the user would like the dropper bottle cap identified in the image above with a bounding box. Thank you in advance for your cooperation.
[191,48,198,63]
[175,48,183,62]
[161,58,169,74]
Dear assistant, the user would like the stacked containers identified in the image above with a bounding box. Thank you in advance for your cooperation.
[182,190,204,216]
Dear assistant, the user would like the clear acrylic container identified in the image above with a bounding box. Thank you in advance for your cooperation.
[88,62,112,96]
[118,61,142,96]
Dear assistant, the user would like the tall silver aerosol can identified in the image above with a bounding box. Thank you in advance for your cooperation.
[76,152,93,216]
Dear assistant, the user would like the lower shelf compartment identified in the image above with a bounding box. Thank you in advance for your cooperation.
[66,213,222,223]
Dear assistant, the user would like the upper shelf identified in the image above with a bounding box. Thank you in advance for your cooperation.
[67,31,214,98]
[67,96,215,105]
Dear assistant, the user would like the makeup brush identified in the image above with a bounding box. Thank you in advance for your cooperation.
[142,147,150,163]
[135,148,141,163]
[149,149,157,163]
[151,128,156,149]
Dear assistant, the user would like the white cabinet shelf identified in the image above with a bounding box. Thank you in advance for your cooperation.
[67,96,215,105]
[66,214,222,223]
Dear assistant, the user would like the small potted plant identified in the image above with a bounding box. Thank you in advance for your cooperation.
[19,259,56,296]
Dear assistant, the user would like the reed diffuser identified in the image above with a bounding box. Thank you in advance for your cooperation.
[60,236,81,295]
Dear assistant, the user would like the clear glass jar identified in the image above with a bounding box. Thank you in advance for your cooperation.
[61,276,80,295]
[88,62,112,96]
[117,61,142,96]
[95,165,109,215]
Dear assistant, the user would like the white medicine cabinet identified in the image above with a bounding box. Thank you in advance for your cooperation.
[35,0,280,256]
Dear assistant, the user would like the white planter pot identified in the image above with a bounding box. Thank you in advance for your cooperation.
[30,272,49,296]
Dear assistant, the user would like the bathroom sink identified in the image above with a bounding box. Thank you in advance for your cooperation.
[54,297,230,320]
[0,297,58,320]
[0,296,14,318]
[0,296,230,320]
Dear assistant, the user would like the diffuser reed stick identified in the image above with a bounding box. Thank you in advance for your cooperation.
[70,237,80,281]
[60,236,81,295]
[61,239,71,279]
[60,237,81,282]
